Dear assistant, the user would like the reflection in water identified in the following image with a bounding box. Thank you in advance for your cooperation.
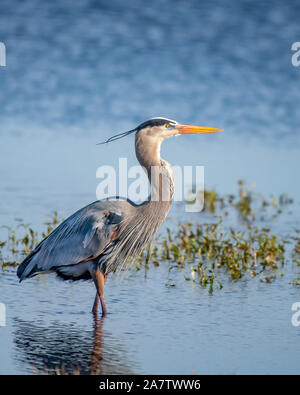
[90,313,105,375]
[12,314,134,374]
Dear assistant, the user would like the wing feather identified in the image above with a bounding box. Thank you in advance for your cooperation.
[17,199,128,281]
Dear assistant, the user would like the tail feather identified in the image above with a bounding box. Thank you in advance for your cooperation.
[17,243,44,282]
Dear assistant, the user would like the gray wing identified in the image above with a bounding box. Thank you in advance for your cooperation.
[17,199,129,281]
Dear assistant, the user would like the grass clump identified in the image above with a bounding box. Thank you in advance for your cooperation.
[0,211,63,267]
[187,180,293,222]
[137,220,286,293]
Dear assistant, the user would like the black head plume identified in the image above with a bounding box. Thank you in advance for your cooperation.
[97,128,136,145]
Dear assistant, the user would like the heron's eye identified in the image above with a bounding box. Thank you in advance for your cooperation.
[165,124,170,128]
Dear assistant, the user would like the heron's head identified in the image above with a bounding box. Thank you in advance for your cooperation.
[135,117,222,141]
[98,117,222,146]
[132,117,223,168]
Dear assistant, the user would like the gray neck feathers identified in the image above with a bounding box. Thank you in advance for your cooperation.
[105,133,174,272]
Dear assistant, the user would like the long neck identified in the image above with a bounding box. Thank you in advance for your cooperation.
[135,133,175,206]
[105,134,175,273]
[130,133,174,255]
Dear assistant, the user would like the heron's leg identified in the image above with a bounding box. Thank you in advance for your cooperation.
[92,268,107,316]
[92,274,109,314]
[92,293,99,314]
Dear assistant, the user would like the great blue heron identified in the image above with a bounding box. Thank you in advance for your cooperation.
[17,117,222,316]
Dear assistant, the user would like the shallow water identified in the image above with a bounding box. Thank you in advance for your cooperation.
[1,0,300,374]
[1,260,300,374]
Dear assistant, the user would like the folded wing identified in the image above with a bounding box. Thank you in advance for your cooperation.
[17,200,126,281]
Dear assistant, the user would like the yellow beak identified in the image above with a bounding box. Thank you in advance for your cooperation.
[177,124,223,134]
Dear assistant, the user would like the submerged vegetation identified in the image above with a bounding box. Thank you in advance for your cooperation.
[137,220,286,293]
[137,180,298,291]
[188,179,293,222]
[0,211,63,267]
[0,181,299,292]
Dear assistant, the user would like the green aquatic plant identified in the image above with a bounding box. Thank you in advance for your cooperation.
[42,210,62,238]
[295,238,300,254]
[234,180,258,221]
[0,211,62,267]
[133,206,289,293]
[292,233,300,286]
[142,220,286,292]
[186,180,293,223]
